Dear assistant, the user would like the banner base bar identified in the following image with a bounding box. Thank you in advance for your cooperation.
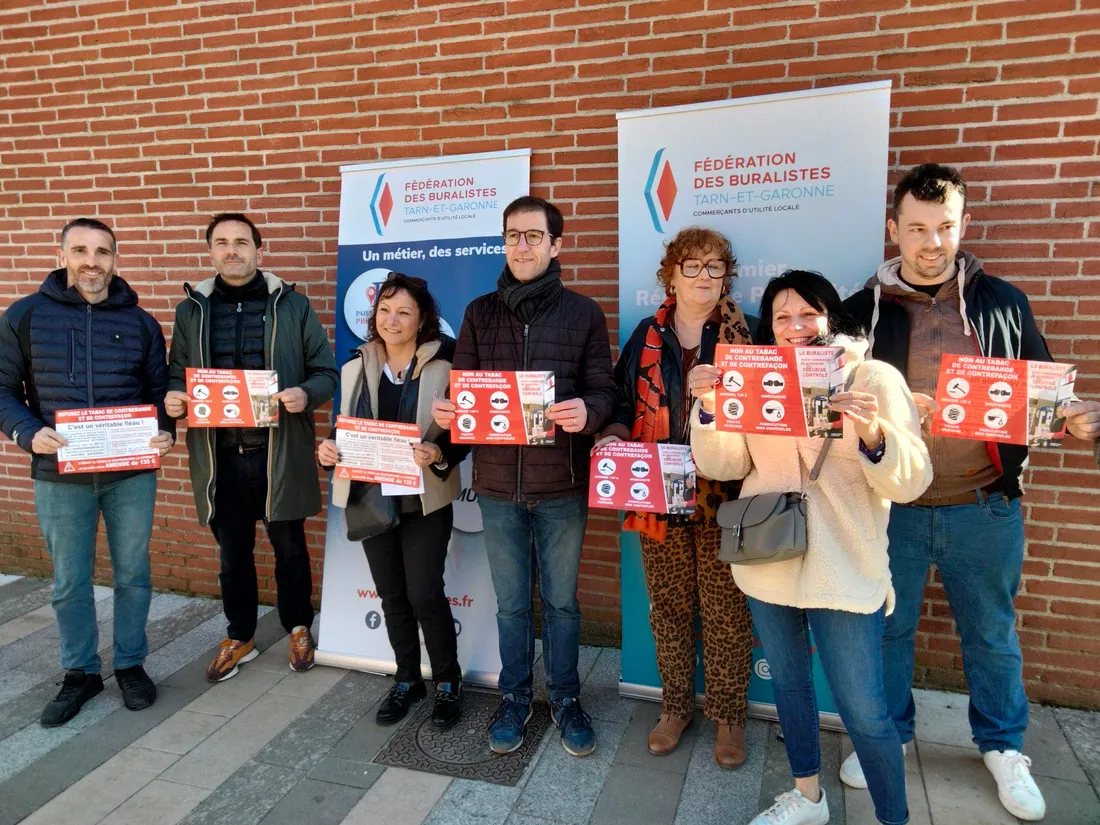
[315,649,500,690]
[618,681,845,733]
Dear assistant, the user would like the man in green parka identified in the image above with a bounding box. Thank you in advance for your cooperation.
[165,213,337,681]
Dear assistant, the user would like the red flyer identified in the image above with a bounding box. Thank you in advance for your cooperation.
[450,370,555,445]
[55,405,160,474]
[714,345,846,438]
[588,441,696,514]
[333,415,422,487]
[186,368,279,428]
[932,355,1076,448]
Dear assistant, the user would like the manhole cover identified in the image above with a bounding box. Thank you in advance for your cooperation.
[373,689,552,786]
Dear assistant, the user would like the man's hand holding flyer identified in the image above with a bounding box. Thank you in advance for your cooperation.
[589,441,696,514]
[932,354,1077,448]
[449,370,555,445]
[186,368,279,428]
[55,405,160,474]
[714,345,846,438]
[334,415,423,490]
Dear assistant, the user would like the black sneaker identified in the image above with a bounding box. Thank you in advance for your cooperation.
[375,680,427,726]
[116,665,157,711]
[41,669,104,728]
[431,681,463,730]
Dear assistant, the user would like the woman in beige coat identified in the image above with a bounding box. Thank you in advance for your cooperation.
[319,273,468,730]
[689,270,931,825]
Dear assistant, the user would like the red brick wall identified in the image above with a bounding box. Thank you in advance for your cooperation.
[1,0,1097,707]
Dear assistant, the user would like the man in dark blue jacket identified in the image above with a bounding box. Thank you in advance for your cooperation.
[0,218,174,727]
[841,165,1100,820]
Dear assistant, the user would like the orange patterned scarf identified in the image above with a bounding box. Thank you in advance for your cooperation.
[623,296,751,541]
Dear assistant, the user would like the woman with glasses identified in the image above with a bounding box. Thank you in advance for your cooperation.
[596,226,756,767]
[689,270,932,825]
[319,273,469,730]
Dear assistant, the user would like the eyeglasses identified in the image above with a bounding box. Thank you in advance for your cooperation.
[679,258,729,279]
[503,229,551,247]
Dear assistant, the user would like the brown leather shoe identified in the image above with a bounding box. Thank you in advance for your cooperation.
[648,713,691,755]
[715,722,747,768]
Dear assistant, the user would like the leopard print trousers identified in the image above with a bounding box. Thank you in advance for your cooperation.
[640,521,754,724]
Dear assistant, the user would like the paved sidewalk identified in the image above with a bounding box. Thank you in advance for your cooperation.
[0,575,1097,825]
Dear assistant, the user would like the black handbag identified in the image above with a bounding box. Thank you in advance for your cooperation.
[342,366,401,542]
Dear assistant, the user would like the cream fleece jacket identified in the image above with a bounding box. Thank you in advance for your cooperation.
[690,336,932,615]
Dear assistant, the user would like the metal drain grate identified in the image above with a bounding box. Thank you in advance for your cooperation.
[373,690,552,786]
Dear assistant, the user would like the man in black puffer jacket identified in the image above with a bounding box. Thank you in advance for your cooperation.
[164,214,337,683]
[0,219,174,727]
[432,196,615,759]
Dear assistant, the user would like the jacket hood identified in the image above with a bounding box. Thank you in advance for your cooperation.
[185,270,290,299]
[864,251,984,354]
[357,335,455,382]
[40,268,140,308]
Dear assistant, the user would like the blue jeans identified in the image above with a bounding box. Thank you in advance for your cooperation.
[749,597,908,825]
[478,494,587,703]
[883,494,1028,753]
[35,472,157,674]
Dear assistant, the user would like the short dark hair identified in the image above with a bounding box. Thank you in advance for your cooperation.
[755,269,865,345]
[367,272,444,348]
[892,163,968,219]
[502,196,564,240]
[61,218,116,252]
[205,213,262,247]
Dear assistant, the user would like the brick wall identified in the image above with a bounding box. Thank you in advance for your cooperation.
[1,0,1097,707]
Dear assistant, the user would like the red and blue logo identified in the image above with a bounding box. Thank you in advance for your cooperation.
[644,149,678,234]
[370,175,394,235]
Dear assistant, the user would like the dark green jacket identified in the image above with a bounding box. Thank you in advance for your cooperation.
[168,271,338,525]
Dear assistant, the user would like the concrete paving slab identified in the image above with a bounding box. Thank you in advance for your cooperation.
[913,688,974,749]
[757,723,846,824]
[614,706,699,775]
[1057,706,1100,790]
[673,717,768,825]
[308,757,386,791]
[19,746,179,825]
[182,666,288,718]
[258,777,366,825]
[511,717,627,824]
[0,574,22,588]
[589,761,684,825]
[98,778,212,825]
[267,662,347,700]
[919,741,1032,824]
[161,692,314,789]
[0,577,51,624]
[177,760,299,825]
[1024,704,1089,784]
[580,648,634,725]
[132,709,230,755]
[341,767,451,825]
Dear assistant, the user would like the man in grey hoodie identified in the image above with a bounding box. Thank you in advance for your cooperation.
[842,163,1100,822]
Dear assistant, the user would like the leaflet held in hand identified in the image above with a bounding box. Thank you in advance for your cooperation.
[450,370,555,445]
[589,441,696,514]
[714,345,846,438]
[334,415,423,489]
[55,405,160,474]
[186,368,279,428]
[932,354,1076,447]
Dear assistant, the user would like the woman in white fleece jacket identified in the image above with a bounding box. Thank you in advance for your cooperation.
[690,270,931,825]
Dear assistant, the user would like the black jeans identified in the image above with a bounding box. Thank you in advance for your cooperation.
[362,503,461,684]
[210,448,315,640]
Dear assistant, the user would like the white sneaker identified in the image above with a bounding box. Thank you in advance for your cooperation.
[748,788,829,825]
[983,750,1046,821]
[839,743,907,790]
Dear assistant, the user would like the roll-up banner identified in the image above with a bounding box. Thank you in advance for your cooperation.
[617,81,892,728]
[317,149,532,685]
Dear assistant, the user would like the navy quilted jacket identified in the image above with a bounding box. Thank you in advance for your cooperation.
[0,269,172,483]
